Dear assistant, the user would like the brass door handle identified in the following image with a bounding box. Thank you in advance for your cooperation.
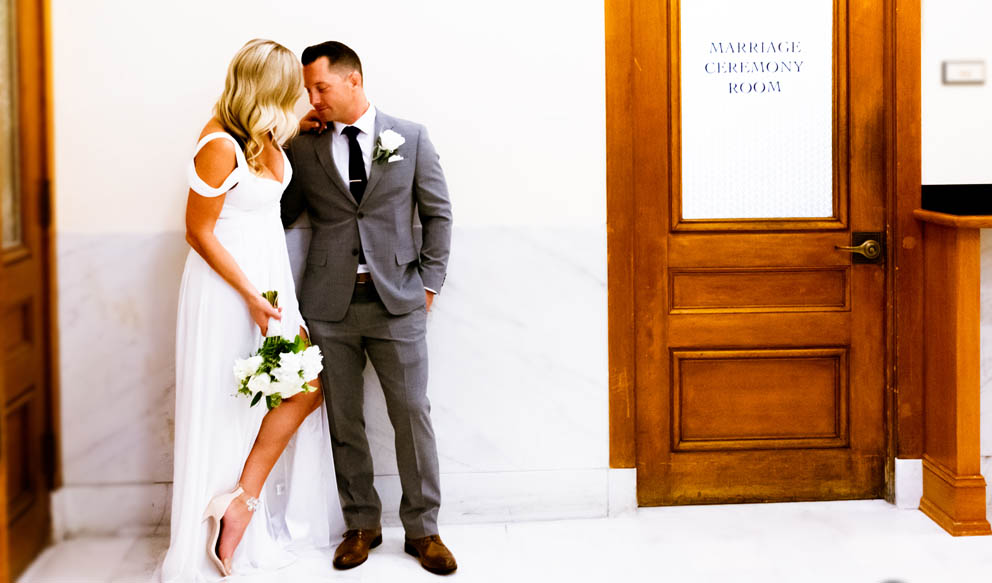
[836,239,882,260]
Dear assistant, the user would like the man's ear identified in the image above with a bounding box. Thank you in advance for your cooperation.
[349,70,363,88]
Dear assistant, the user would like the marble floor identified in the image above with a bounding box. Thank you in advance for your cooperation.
[17,500,992,583]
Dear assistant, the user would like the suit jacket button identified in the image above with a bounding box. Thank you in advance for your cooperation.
[357,212,365,219]
[351,249,359,256]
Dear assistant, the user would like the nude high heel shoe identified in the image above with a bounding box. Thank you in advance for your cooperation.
[202,485,260,577]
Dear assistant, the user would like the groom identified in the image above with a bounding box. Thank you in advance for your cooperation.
[281,41,455,575]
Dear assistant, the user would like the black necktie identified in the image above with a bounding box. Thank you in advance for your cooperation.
[342,126,367,265]
[341,126,367,204]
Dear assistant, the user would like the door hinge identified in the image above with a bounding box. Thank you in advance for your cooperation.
[42,430,56,488]
[39,178,52,229]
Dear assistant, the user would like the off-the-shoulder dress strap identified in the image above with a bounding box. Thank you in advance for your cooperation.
[187,132,248,197]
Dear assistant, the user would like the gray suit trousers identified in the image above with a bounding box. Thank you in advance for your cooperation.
[308,297,440,538]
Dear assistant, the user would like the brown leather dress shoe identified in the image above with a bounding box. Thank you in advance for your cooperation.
[404,535,458,575]
[332,529,382,570]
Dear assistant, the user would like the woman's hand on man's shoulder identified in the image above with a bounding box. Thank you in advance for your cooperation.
[299,109,326,135]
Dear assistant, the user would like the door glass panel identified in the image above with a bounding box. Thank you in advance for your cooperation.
[1,0,21,249]
[680,0,834,220]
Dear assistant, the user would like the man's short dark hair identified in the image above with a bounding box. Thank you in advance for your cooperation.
[301,41,363,76]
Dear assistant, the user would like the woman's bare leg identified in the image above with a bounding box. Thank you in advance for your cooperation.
[217,326,324,571]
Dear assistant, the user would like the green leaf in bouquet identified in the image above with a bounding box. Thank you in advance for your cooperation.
[266,394,283,410]
[262,290,279,308]
[250,392,263,407]
[292,335,307,353]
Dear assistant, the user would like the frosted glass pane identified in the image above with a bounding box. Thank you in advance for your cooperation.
[1,0,20,249]
[681,0,834,220]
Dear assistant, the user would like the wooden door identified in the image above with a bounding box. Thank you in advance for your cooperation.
[626,0,889,504]
[1,0,56,577]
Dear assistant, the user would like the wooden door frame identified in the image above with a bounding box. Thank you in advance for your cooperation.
[38,0,60,495]
[605,0,923,500]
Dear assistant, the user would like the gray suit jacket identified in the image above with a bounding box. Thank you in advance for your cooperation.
[281,109,452,322]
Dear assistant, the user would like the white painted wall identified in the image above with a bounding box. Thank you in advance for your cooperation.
[51,0,992,537]
[922,0,992,185]
[51,0,609,536]
[921,0,992,511]
[54,0,604,233]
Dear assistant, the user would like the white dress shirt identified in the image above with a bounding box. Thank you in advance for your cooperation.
[331,104,437,295]
[332,104,376,274]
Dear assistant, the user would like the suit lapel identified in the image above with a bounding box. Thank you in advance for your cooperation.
[313,130,357,205]
[361,112,392,207]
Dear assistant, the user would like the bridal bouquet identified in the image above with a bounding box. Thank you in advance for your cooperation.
[233,291,323,410]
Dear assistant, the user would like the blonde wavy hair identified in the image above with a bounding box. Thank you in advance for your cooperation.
[214,39,302,174]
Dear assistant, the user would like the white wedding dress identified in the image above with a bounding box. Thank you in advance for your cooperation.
[160,132,344,582]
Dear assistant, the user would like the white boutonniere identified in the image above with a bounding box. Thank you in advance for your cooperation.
[373,129,405,164]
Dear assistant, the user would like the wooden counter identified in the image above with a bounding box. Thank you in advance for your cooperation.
[913,209,992,536]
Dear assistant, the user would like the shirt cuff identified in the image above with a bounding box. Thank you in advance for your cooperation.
[425,287,438,295]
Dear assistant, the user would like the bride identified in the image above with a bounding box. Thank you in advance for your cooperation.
[160,39,343,581]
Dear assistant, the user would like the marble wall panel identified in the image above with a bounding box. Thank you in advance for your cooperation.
[57,233,186,484]
[55,223,609,531]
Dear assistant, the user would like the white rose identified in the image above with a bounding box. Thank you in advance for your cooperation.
[247,373,277,396]
[270,364,302,386]
[278,350,304,373]
[300,345,324,382]
[378,130,405,151]
[233,355,263,382]
[269,378,304,399]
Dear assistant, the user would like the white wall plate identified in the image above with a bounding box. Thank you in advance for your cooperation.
[942,60,986,85]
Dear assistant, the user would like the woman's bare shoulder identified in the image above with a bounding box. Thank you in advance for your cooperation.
[193,119,237,187]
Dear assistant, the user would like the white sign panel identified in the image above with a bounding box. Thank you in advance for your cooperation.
[680,0,834,220]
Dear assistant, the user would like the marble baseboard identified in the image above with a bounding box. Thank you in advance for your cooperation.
[53,469,612,537]
[895,458,924,510]
[607,468,637,517]
[383,469,609,526]
[51,483,171,541]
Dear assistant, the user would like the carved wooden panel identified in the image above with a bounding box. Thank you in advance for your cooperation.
[670,268,849,313]
[672,348,848,451]
[1,298,31,351]
[4,396,34,518]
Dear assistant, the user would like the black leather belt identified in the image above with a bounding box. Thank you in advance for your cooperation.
[352,274,378,303]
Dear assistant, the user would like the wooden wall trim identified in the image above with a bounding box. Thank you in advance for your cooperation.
[606,0,636,468]
[893,0,923,459]
[912,209,992,229]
